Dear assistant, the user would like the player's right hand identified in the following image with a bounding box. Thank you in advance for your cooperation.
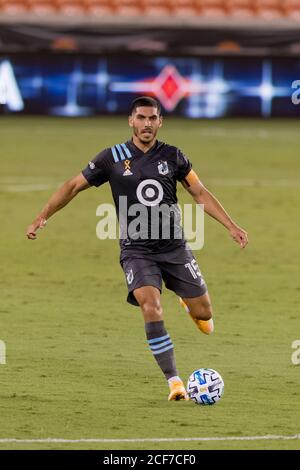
[26,217,47,240]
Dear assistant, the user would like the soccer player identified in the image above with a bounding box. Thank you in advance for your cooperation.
[26,97,248,401]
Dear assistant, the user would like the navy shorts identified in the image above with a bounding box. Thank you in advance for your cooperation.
[120,245,207,306]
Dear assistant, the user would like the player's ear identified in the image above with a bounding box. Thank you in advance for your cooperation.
[128,114,133,128]
[158,115,163,128]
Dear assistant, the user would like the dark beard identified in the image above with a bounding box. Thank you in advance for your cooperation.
[133,126,156,144]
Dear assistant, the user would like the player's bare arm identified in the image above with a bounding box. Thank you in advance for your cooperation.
[182,170,248,249]
[26,173,90,240]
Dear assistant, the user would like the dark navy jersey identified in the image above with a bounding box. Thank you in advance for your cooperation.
[82,139,192,256]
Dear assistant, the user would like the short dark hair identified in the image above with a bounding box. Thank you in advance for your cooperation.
[130,96,162,116]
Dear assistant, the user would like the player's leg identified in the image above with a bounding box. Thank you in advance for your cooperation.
[160,246,214,334]
[180,292,214,335]
[133,285,188,401]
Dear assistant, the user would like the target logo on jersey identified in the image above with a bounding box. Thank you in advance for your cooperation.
[136,179,164,207]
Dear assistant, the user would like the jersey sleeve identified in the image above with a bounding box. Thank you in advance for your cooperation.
[82,148,111,187]
[176,148,192,181]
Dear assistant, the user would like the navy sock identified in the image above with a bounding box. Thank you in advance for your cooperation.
[145,320,178,380]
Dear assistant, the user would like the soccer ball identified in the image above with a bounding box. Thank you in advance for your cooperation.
[187,368,224,405]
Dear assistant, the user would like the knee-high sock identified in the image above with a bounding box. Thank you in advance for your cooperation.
[145,321,177,380]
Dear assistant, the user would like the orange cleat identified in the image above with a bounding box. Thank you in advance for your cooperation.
[179,297,214,335]
[168,379,189,401]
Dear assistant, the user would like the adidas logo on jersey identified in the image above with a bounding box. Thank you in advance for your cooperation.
[122,159,133,176]
[123,168,133,176]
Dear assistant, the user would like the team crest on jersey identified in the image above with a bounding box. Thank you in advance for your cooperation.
[123,159,133,176]
[158,161,169,175]
[126,268,134,285]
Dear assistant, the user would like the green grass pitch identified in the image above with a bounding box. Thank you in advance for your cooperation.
[0,116,299,450]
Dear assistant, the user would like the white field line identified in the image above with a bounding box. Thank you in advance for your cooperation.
[1,179,300,193]
[0,182,62,192]
[208,178,300,187]
[167,128,299,139]
[0,434,299,443]
[0,184,56,192]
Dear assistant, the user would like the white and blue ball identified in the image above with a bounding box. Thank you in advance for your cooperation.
[187,368,224,405]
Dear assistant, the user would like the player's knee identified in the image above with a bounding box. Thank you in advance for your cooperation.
[141,300,163,322]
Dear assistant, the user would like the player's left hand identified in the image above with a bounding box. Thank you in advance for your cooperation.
[229,224,248,249]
